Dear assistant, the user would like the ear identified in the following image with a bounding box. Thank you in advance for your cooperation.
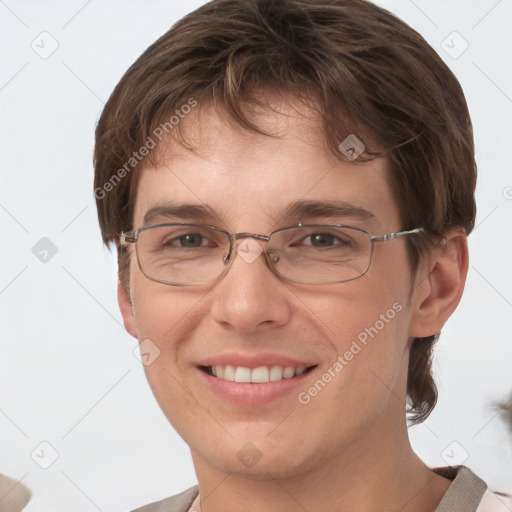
[409,229,469,338]
[117,280,138,339]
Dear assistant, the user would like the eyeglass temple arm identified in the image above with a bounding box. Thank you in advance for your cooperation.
[371,227,424,243]
[119,232,138,245]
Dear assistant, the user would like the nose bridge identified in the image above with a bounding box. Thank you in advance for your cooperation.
[229,232,271,269]
[233,232,270,242]
[224,232,273,270]
[211,232,292,333]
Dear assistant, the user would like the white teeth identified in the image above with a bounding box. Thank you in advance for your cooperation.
[234,367,251,383]
[223,365,235,381]
[282,367,295,379]
[251,366,269,383]
[208,364,310,383]
[269,365,283,381]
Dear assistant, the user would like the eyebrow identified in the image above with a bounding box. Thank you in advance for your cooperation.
[280,200,378,225]
[143,202,218,225]
[142,199,378,227]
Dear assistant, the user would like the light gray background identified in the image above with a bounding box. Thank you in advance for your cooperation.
[1,1,511,511]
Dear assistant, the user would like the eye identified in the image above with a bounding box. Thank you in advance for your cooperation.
[160,231,213,249]
[300,232,350,248]
[176,233,206,248]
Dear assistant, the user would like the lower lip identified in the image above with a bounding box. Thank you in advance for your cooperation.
[197,367,316,405]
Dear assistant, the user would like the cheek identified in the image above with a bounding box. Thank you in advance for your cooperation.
[296,275,411,412]
[129,257,206,339]
[129,271,205,374]
[129,277,212,430]
[298,269,410,350]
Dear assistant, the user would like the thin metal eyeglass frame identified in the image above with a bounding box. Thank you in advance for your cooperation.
[119,223,425,286]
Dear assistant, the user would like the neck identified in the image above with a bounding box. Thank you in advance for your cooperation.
[190,421,451,512]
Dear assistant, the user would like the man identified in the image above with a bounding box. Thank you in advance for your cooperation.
[94,0,510,510]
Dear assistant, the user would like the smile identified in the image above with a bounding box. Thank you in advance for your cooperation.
[201,364,316,383]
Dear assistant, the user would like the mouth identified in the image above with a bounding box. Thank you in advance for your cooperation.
[200,364,317,383]
[196,354,319,405]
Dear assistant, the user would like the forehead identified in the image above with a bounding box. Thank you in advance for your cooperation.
[133,101,401,232]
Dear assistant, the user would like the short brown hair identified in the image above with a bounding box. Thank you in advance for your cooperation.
[94,0,476,424]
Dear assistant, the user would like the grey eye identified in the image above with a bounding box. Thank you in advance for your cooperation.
[308,233,336,247]
[177,233,204,247]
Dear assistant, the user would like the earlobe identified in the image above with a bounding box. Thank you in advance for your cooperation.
[409,229,469,338]
[117,280,138,339]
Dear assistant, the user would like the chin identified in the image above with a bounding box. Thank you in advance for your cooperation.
[191,434,325,481]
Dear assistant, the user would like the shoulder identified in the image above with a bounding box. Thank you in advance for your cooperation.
[130,485,199,512]
[432,465,512,512]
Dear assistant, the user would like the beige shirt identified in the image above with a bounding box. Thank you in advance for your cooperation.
[130,466,511,512]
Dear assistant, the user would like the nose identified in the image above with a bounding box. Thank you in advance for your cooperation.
[209,239,293,334]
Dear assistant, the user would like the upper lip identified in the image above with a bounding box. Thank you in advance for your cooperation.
[199,352,318,369]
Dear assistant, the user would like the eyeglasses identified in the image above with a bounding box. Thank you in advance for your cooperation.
[120,223,424,286]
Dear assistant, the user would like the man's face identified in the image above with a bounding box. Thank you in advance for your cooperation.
[122,101,422,478]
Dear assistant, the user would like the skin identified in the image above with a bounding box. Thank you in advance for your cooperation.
[118,100,468,512]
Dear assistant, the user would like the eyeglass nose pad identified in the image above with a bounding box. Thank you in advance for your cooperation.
[223,242,236,265]
[222,234,239,266]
